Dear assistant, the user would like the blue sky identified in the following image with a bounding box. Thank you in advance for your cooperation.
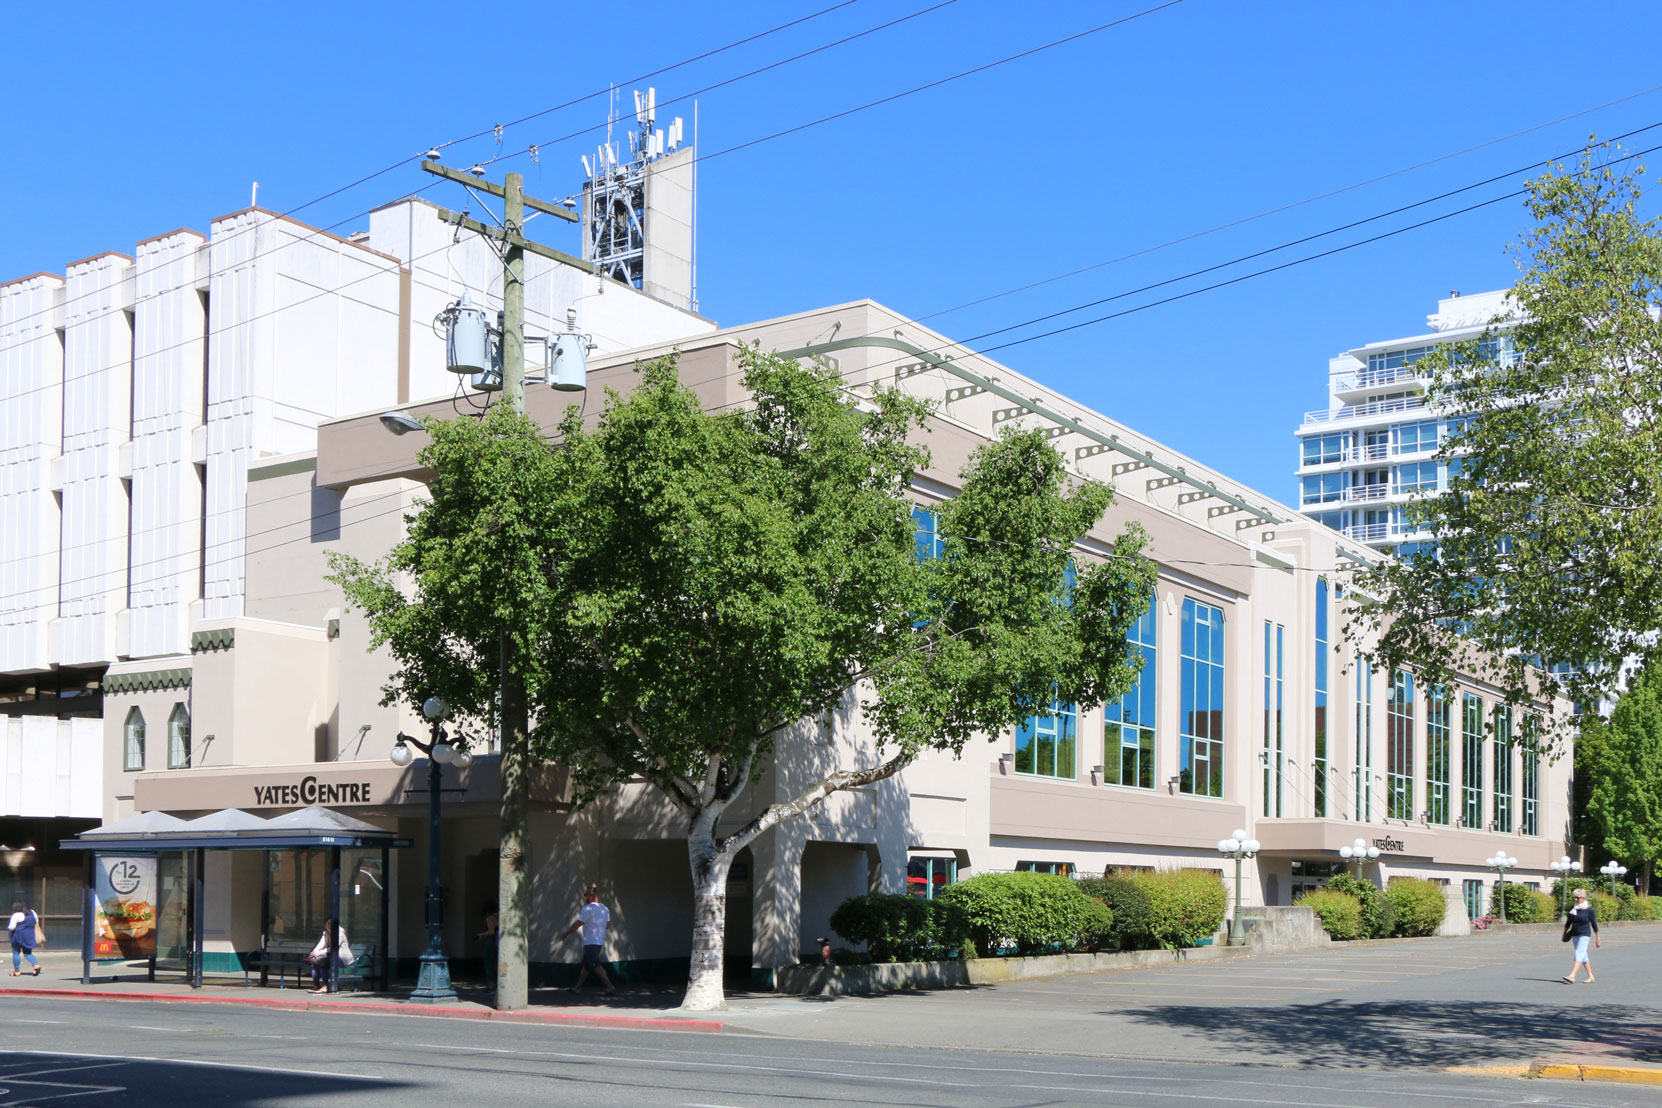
[6,1,1661,500]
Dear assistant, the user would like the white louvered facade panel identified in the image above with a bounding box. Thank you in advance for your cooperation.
[128,232,207,659]
[57,254,132,667]
[0,276,63,673]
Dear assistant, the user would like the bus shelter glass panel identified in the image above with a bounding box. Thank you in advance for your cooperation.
[154,851,189,971]
[343,849,384,978]
[268,849,331,946]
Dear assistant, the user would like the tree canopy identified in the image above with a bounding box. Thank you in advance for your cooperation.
[333,348,1156,1009]
[1354,146,1662,727]
[1578,661,1662,873]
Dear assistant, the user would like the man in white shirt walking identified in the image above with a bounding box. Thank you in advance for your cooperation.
[561,885,616,997]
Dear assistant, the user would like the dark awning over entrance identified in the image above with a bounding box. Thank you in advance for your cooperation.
[61,805,407,852]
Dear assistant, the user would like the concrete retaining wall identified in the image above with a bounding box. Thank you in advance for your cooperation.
[1240,905,1331,952]
[1435,884,1471,937]
[776,944,1251,996]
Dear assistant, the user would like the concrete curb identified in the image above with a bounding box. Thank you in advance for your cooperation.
[0,987,723,1033]
[1530,1060,1662,1085]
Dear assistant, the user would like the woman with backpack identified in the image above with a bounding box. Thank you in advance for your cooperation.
[8,901,41,976]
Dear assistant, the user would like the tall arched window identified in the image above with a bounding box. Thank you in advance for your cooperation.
[123,707,146,772]
[167,703,191,769]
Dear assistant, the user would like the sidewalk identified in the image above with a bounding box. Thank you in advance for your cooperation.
[0,952,723,1032]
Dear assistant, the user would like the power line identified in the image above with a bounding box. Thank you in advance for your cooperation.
[690,135,1662,419]
[0,1,936,337]
[914,81,1662,327]
[507,0,1184,173]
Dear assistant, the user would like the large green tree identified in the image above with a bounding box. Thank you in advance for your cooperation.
[1579,661,1662,890]
[334,350,1155,1010]
[1356,146,1662,725]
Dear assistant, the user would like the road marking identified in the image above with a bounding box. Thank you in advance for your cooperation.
[19,1050,384,1082]
[1095,981,1341,992]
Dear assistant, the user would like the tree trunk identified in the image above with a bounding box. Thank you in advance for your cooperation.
[682,827,735,1011]
[495,652,530,1010]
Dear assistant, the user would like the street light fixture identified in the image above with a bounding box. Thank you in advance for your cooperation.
[1216,829,1260,946]
[1600,860,1629,895]
[1485,851,1519,924]
[1338,837,1381,877]
[1550,855,1583,920]
[389,695,474,1002]
[378,411,425,436]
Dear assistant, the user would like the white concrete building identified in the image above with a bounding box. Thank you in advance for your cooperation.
[1294,289,1517,556]
[0,196,716,923]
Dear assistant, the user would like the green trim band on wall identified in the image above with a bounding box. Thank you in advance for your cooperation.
[105,669,192,694]
[191,628,235,653]
[248,456,318,483]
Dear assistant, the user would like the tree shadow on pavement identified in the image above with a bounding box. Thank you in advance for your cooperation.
[1118,1000,1662,1069]
[0,1052,412,1106]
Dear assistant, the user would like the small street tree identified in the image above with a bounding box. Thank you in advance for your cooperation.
[1579,661,1662,892]
[335,349,1155,1010]
[1355,145,1662,727]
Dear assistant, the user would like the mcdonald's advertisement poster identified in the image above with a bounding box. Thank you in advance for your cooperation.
[93,855,157,959]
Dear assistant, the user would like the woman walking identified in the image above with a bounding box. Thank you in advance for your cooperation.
[8,901,40,976]
[1563,888,1601,983]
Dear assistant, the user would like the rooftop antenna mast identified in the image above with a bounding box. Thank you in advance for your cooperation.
[580,87,688,304]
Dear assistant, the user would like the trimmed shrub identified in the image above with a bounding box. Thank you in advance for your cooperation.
[828,894,971,963]
[1326,872,1395,938]
[1385,877,1447,937]
[1077,875,1155,949]
[1636,894,1662,921]
[1297,889,1363,941]
[1488,882,1547,923]
[1128,868,1229,948]
[1590,890,1621,924]
[936,872,1113,956]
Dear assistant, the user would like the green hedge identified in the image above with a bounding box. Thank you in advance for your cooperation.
[936,873,1113,956]
[1384,877,1447,937]
[1127,868,1228,948]
[1325,873,1395,938]
[1488,882,1550,922]
[828,894,971,963]
[1633,894,1662,920]
[1590,890,1621,923]
[1076,876,1153,949]
[1298,889,1363,940]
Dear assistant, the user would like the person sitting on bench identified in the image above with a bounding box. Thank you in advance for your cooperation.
[305,918,352,994]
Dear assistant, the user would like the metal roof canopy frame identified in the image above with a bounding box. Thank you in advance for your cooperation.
[774,335,1288,532]
[61,806,407,991]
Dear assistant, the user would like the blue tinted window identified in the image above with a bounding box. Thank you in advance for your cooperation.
[1104,596,1157,789]
[1180,598,1225,798]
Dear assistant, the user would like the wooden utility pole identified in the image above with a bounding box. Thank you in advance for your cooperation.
[419,161,580,1011]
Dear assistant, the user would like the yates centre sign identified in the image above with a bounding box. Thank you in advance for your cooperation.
[251,775,374,807]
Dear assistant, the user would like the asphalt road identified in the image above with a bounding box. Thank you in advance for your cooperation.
[718,925,1662,1071]
[0,995,1655,1108]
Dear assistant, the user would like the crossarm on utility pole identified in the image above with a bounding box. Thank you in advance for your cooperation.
[434,208,590,273]
[421,161,578,222]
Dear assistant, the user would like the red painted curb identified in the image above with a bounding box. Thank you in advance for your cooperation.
[0,988,723,1033]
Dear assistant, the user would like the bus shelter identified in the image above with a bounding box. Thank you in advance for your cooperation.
[61,806,408,990]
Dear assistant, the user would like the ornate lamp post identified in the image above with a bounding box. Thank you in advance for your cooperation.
[1216,829,1259,946]
[1485,850,1518,924]
[1550,855,1582,920]
[1338,837,1380,878]
[390,696,474,1002]
[1600,859,1629,895]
